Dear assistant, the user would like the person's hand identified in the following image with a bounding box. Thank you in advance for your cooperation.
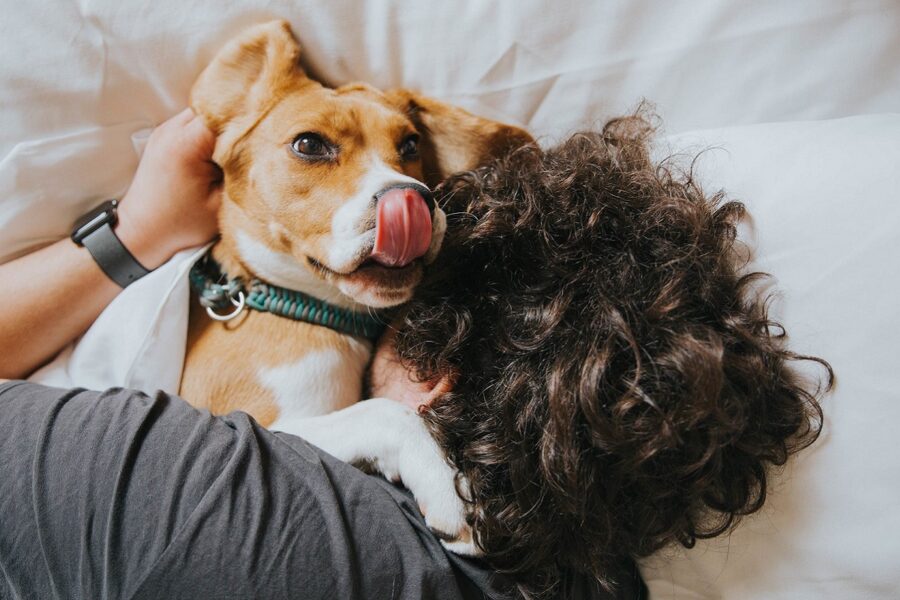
[116,108,222,270]
[369,327,454,411]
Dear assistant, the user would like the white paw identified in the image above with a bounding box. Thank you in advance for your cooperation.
[390,405,479,556]
[283,397,480,555]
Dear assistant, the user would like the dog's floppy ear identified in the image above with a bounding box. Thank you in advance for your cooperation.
[191,20,315,154]
[387,90,534,188]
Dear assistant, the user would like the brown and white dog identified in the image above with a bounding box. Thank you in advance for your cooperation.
[180,21,531,550]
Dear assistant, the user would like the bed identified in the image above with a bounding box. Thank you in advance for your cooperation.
[2,2,899,597]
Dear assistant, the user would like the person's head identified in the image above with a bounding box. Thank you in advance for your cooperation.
[372,114,833,597]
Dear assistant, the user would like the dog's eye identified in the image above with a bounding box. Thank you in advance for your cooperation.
[291,133,332,159]
[399,134,420,160]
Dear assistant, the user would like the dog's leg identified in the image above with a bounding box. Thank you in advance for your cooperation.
[273,399,477,555]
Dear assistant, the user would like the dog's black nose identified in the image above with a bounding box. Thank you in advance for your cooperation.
[374,182,434,213]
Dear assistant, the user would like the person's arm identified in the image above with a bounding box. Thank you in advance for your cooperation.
[0,108,221,379]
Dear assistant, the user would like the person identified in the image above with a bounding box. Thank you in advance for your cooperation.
[376,116,830,598]
[0,110,645,599]
[0,108,222,379]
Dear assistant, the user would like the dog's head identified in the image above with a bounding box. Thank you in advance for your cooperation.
[191,20,532,309]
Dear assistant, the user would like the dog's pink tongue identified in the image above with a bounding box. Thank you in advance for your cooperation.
[371,188,432,267]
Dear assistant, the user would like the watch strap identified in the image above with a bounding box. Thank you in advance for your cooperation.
[81,222,150,288]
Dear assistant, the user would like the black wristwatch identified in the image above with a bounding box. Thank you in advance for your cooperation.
[70,199,151,288]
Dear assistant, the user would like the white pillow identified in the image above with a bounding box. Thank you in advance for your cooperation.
[641,114,900,599]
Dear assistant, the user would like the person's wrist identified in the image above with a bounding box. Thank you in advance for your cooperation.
[115,200,175,271]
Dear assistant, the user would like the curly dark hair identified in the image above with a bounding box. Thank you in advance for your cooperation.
[394,115,833,597]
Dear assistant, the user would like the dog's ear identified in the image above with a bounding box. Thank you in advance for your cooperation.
[191,20,315,151]
[386,90,534,188]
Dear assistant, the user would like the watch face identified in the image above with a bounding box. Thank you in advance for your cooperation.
[71,199,118,244]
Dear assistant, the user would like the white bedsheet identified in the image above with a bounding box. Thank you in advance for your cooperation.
[2,2,900,598]
[2,0,899,263]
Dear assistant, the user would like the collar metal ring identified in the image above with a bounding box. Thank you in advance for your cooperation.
[205,290,246,322]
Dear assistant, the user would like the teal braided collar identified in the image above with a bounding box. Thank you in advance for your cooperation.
[189,252,386,340]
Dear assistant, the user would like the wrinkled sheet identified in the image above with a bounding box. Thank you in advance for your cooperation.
[2,1,900,599]
[2,0,899,263]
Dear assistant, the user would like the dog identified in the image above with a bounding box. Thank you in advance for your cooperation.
[180,20,531,550]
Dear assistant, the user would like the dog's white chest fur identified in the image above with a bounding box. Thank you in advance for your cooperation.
[264,338,371,424]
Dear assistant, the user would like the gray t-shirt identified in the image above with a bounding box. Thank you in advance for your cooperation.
[0,381,643,599]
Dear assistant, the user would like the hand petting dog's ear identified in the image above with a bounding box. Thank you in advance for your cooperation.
[117,109,222,270]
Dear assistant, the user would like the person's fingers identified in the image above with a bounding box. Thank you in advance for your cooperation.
[153,109,194,139]
[185,112,217,158]
[173,107,195,125]
[145,109,192,149]
[185,111,209,133]
[422,373,456,408]
[207,182,223,212]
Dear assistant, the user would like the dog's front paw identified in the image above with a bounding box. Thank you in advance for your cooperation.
[291,397,480,555]
[397,424,478,556]
[365,400,477,556]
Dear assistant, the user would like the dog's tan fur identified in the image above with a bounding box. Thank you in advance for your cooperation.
[180,21,531,425]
